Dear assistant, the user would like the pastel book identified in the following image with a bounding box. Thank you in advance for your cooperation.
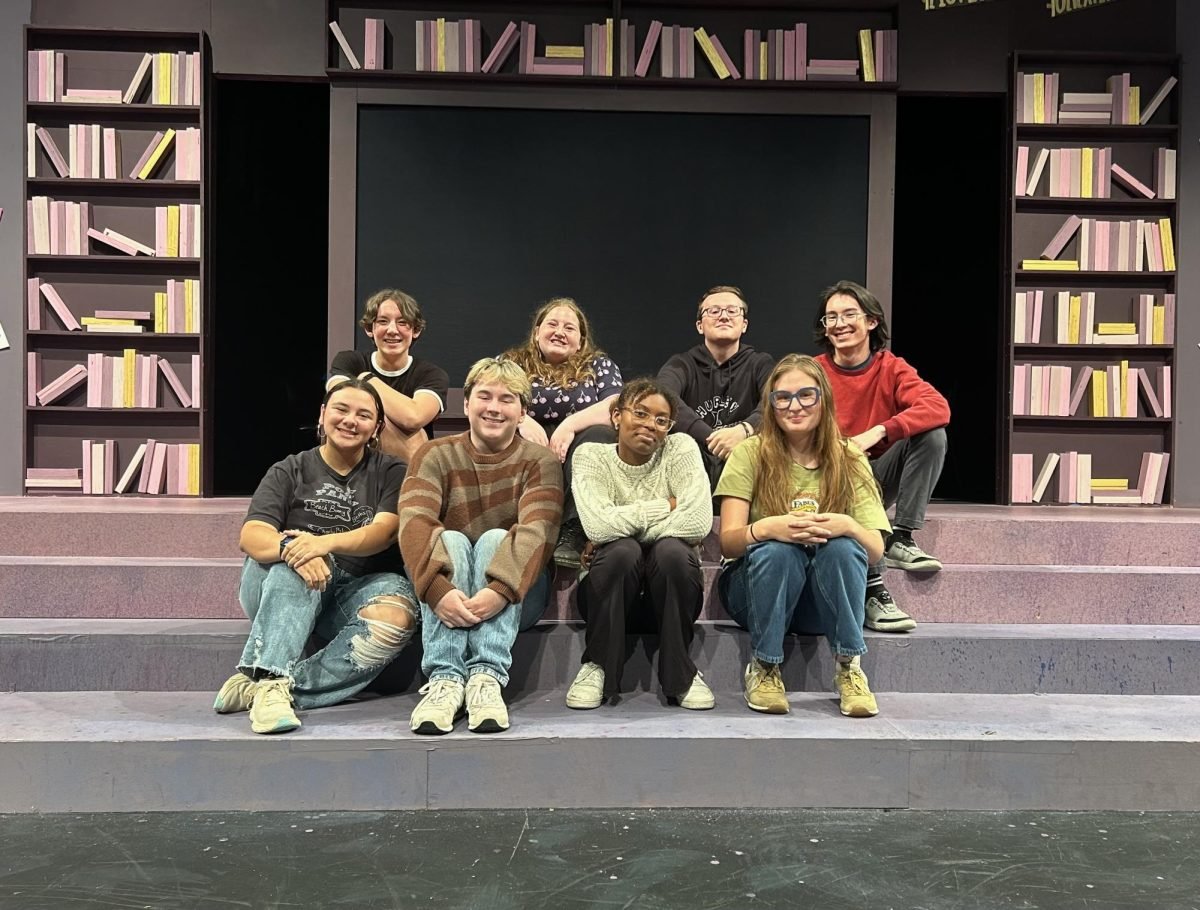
[329,21,361,70]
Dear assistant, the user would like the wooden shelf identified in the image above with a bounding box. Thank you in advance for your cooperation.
[27,255,201,273]
[29,330,200,347]
[325,68,896,91]
[27,178,201,196]
[27,407,200,415]
[1015,197,1175,214]
[1012,415,1171,426]
[1015,123,1177,141]
[26,101,199,122]
[1015,269,1175,284]
[1014,343,1173,355]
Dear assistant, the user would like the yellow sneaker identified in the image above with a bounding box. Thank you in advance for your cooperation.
[834,656,879,717]
[744,659,789,714]
[213,672,257,714]
[248,677,301,734]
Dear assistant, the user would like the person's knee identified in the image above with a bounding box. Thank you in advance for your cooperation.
[358,594,417,629]
[647,537,699,574]
[820,536,868,568]
[350,594,418,670]
[913,426,948,458]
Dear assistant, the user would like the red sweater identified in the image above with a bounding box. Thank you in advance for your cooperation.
[815,351,950,456]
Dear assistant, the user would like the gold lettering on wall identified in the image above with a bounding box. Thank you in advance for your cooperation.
[1045,0,1120,18]
[922,0,997,10]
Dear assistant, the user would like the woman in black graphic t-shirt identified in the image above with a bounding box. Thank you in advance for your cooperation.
[213,378,418,735]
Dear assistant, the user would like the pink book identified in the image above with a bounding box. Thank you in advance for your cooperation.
[35,128,70,177]
[1031,290,1044,343]
[784,30,795,80]
[102,355,115,408]
[708,34,740,80]
[191,354,201,407]
[128,131,164,180]
[40,282,81,330]
[87,227,138,256]
[79,201,90,256]
[364,18,377,70]
[36,363,88,406]
[743,30,757,81]
[1011,453,1033,503]
[104,440,116,494]
[27,51,37,102]
[27,277,41,331]
[166,443,179,495]
[1136,452,1154,503]
[1164,293,1175,344]
[158,358,192,408]
[482,22,521,74]
[1149,222,1164,272]
[1015,146,1029,196]
[27,352,40,406]
[633,20,661,77]
[1160,366,1171,418]
[794,23,807,80]
[96,309,151,320]
[137,440,156,493]
[82,439,92,495]
[1094,220,1109,272]
[148,354,159,408]
[55,51,65,102]
[1068,367,1091,416]
[146,441,169,494]
[1066,451,1079,504]
[531,59,584,76]
[1111,163,1155,199]
[192,52,201,104]
[86,353,100,407]
[180,204,191,258]
[518,22,536,76]
[1012,364,1028,416]
[1154,454,1170,505]
[1039,214,1081,260]
[103,127,117,179]
[27,468,81,480]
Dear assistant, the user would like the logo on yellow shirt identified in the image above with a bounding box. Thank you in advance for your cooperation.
[790,489,820,514]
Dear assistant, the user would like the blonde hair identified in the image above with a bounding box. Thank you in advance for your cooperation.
[464,357,533,409]
[751,354,876,518]
[502,297,604,388]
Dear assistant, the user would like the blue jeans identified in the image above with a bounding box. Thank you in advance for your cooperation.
[717,537,868,664]
[237,557,417,710]
[420,528,551,687]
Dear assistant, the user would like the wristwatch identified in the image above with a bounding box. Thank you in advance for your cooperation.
[279,534,296,556]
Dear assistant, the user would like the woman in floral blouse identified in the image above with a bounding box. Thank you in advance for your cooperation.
[502,297,624,567]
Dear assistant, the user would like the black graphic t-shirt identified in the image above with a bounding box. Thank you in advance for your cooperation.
[245,447,406,577]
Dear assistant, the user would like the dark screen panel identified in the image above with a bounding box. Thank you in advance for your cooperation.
[356,105,869,384]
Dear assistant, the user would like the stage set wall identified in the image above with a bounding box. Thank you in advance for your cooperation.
[0,0,1196,499]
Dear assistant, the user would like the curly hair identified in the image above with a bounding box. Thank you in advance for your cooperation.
[502,297,606,389]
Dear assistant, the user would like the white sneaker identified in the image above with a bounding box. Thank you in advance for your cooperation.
[410,678,465,735]
[465,674,510,733]
[678,672,715,710]
[566,661,605,709]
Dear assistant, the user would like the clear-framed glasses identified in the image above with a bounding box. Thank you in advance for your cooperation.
[770,387,822,410]
[621,407,676,431]
[820,311,866,328]
[700,305,746,320]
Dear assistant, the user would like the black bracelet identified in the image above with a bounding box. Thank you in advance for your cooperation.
[748,521,761,543]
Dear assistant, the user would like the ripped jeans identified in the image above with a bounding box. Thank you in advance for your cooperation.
[237,557,418,710]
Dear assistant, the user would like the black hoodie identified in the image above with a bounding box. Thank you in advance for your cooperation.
[657,343,776,445]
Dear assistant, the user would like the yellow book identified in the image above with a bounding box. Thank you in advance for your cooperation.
[188,443,200,495]
[1067,295,1080,343]
[166,205,180,258]
[605,18,613,77]
[545,45,584,59]
[1097,322,1137,334]
[760,41,767,80]
[157,52,170,105]
[184,280,194,333]
[123,348,136,409]
[436,18,445,72]
[1128,85,1140,124]
[1091,479,1129,490]
[695,28,730,79]
[858,29,875,83]
[1159,217,1176,271]
[1033,73,1045,123]
[1092,369,1107,417]
[1120,359,1129,417]
[1153,305,1165,345]
[1080,147,1093,198]
[81,317,136,326]
[1022,259,1079,271]
[154,291,166,333]
[137,128,176,180]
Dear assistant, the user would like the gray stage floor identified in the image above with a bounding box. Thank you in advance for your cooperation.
[1,809,1196,909]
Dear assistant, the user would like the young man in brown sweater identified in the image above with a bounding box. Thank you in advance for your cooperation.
[399,357,563,734]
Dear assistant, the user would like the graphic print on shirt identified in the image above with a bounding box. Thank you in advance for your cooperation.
[696,395,738,428]
[790,488,820,514]
[303,481,374,532]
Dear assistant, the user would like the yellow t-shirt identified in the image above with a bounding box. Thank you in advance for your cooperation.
[714,436,891,534]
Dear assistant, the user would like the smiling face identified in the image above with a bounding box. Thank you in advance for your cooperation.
[465,380,526,454]
[695,290,749,347]
[320,387,381,457]
[823,292,877,365]
[534,304,584,365]
[367,299,421,369]
[613,392,673,466]
[770,368,824,439]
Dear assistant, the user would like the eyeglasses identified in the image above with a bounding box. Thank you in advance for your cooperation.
[700,305,746,319]
[770,387,822,410]
[620,407,676,431]
[819,311,866,328]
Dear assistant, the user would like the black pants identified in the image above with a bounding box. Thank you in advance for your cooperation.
[577,537,703,699]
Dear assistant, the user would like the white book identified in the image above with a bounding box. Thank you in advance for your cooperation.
[124,52,153,103]
[102,227,156,257]
[1032,452,1061,502]
[1026,147,1050,196]
[115,442,148,493]
[329,21,362,69]
[1076,453,1092,505]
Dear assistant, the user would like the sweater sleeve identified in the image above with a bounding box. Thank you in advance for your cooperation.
[483,448,564,603]
[644,436,714,544]
[396,443,456,608]
[657,355,714,444]
[572,443,672,544]
[882,356,951,442]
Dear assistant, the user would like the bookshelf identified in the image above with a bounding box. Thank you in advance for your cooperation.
[1005,51,1179,506]
[23,26,210,496]
[324,1,899,89]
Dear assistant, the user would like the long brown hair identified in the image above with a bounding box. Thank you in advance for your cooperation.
[502,297,605,388]
[751,354,876,517]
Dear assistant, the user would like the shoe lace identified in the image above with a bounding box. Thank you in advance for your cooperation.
[870,587,896,608]
[420,679,461,706]
[759,663,785,693]
[257,678,293,708]
[840,666,870,696]
[467,677,500,708]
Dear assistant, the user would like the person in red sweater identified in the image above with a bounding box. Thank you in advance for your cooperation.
[813,280,949,633]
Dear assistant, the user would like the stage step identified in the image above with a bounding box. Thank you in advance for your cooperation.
[3,557,1197,625]
[4,619,1199,697]
[3,689,1199,812]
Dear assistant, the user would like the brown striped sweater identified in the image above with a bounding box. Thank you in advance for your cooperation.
[398,432,563,607]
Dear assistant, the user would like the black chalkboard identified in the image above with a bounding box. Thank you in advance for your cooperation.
[355,104,869,385]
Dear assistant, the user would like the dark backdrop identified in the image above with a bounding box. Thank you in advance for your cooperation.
[355,105,870,384]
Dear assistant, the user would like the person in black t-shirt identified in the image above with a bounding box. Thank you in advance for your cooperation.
[213,378,418,735]
[328,289,450,463]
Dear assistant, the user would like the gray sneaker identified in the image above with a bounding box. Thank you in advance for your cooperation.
[884,538,943,573]
[865,586,916,633]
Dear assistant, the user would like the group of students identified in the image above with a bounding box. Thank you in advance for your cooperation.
[214,281,950,735]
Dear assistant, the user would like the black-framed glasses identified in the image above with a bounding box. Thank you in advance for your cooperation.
[770,387,822,410]
[700,305,746,319]
[819,311,866,328]
[620,407,676,431]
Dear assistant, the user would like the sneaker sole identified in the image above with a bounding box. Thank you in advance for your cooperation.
[679,699,716,710]
[469,718,509,733]
[840,704,880,718]
[745,696,789,714]
[251,717,301,734]
[884,558,942,573]
[566,698,602,709]
[411,719,454,735]
[865,618,917,633]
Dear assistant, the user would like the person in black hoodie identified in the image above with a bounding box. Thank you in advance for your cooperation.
[657,286,776,488]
